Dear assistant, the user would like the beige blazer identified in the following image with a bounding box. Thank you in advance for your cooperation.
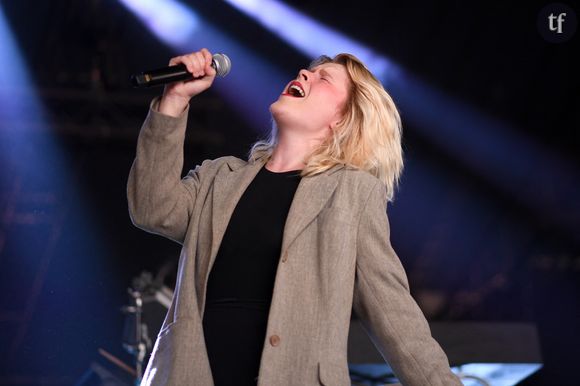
[127,99,462,386]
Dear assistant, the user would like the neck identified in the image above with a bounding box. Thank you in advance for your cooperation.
[266,126,327,172]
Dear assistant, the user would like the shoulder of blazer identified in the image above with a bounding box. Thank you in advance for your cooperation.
[214,156,382,191]
[220,155,248,171]
[194,155,247,174]
[339,167,383,189]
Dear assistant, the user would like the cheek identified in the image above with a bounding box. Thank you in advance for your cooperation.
[309,104,339,124]
[326,96,347,120]
[317,90,344,111]
[321,88,347,111]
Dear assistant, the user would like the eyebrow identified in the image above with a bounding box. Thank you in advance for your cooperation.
[319,68,335,79]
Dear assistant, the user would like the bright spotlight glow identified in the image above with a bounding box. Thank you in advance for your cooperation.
[122,0,579,234]
[0,6,44,128]
[452,363,543,386]
[388,70,580,233]
[224,0,397,83]
[225,0,580,236]
[0,4,116,370]
[118,0,200,46]
[349,363,542,386]
[118,0,289,133]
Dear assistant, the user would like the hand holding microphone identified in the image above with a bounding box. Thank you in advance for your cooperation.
[133,49,231,117]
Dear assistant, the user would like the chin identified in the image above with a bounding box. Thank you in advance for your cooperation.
[269,100,287,121]
[269,99,278,114]
[270,100,307,130]
[270,96,287,109]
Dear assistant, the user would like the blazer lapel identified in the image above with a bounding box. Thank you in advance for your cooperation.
[280,167,341,258]
[204,156,344,296]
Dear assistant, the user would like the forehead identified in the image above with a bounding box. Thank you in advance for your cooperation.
[310,62,346,76]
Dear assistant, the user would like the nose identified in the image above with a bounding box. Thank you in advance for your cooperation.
[298,69,311,82]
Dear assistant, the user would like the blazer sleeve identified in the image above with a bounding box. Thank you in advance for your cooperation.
[352,180,462,386]
[127,97,212,244]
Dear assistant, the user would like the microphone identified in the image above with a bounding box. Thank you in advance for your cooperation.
[130,53,231,88]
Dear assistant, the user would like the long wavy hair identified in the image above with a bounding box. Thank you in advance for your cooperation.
[247,53,403,201]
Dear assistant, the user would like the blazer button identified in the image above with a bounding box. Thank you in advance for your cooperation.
[269,334,280,347]
[281,252,288,263]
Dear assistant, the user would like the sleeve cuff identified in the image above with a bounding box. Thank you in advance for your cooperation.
[150,96,189,117]
[142,96,190,136]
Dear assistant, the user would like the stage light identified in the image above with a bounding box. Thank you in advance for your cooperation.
[117,0,200,46]
[0,3,120,373]
[224,0,397,84]
[118,0,290,133]
[225,0,579,237]
[387,70,579,235]
[0,8,40,121]
[0,5,52,169]
[120,0,578,235]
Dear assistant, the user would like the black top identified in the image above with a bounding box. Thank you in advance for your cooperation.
[202,164,301,385]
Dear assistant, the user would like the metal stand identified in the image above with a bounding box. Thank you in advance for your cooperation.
[121,273,155,384]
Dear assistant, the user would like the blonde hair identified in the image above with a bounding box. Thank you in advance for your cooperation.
[248,53,403,201]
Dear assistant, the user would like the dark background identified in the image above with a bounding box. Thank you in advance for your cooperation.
[0,0,578,385]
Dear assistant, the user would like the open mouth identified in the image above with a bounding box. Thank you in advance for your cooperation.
[284,81,305,97]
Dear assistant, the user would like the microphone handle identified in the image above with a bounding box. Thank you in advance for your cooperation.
[131,64,197,88]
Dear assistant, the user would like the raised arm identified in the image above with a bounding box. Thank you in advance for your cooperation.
[127,49,216,243]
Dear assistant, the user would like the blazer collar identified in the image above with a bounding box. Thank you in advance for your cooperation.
[208,156,344,273]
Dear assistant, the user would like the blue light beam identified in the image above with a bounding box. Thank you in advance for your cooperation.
[0,3,118,372]
[117,0,200,46]
[0,5,53,173]
[118,0,292,134]
[224,0,398,84]
[225,0,580,238]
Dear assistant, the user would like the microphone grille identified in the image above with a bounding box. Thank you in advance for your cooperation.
[212,53,231,77]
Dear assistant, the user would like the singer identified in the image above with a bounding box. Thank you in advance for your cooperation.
[127,48,461,386]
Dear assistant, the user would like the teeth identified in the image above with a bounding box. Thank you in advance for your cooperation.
[289,84,305,97]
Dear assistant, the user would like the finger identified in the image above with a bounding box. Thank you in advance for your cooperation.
[196,51,212,77]
[200,48,213,66]
[189,53,204,77]
[168,55,183,66]
[201,49,216,76]
[169,55,194,74]
[188,54,202,75]
[180,53,199,76]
